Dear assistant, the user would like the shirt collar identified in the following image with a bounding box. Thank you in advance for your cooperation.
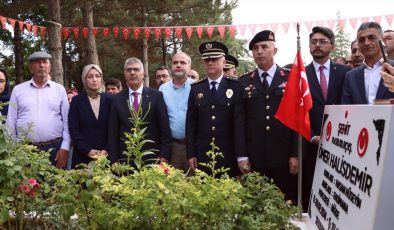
[312,59,330,72]
[257,64,277,77]
[363,58,384,70]
[208,74,224,84]
[29,78,51,88]
[129,83,143,95]
[171,78,193,89]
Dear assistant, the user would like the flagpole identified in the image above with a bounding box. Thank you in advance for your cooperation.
[296,22,303,220]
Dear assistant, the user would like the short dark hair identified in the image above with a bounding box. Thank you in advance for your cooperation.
[105,78,122,89]
[309,26,335,44]
[155,66,171,76]
[384,29,394,33]
[351,39,358,47]
[357,22,383,37]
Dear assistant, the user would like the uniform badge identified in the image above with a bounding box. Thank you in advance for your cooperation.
[280,70,285,76]
[278,82,287,88]
[226,89,233,98]
[197,93,203,99]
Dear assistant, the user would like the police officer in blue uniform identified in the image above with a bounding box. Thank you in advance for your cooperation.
[224,54,239,77]
[186,41,246,177]
[239,30,298,200]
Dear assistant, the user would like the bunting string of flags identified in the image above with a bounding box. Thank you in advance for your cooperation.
[1,14,393,41]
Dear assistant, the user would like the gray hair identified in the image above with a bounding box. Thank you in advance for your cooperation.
[357,22,383,38]
[124,57,144,71]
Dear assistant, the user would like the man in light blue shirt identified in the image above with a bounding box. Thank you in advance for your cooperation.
[159,52,194,172]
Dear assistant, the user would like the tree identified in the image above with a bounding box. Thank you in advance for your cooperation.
[332,11,351,59]
[47,0,64,84]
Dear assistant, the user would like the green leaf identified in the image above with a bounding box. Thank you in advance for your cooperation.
[0,209,10,224]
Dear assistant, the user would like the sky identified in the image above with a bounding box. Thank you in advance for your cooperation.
[232,0,394,66]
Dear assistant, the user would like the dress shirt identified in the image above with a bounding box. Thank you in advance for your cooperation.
[159,78,193,139]
[128,84,143,107]
[6,79,70,151]
[257,64,277,86]
[363,61,383,104]
[208,75,223,90]
[312,60,330,86]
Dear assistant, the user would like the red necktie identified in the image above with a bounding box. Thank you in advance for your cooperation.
[132,92,139,112]
[319,66,328,100]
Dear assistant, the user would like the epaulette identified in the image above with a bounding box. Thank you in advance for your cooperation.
[225,75,239,81]
[191,78,207,85]
[240,69,256,79]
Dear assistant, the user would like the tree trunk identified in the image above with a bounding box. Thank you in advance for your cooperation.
[82,0,99,65]
[47,0,64,85]
[161,38,167,66]
[142,6,149,87]
[13,25,24,84]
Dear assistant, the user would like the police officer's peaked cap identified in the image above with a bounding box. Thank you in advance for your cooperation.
[28,51,52,62]
[249,30,275,50]
[224,54,238,69]
[199,41,228,59]
[310,26,335,44]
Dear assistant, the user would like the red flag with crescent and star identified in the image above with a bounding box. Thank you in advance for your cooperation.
[275,50,313,140]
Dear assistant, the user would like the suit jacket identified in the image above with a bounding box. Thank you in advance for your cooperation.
[107,87,171,164]
[186,76,246,175]
[239,66,297,170]
[306,61,351,138]
[341,61,394,104]
[68,92,113,168]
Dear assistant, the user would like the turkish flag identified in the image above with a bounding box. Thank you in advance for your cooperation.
[275,50,312,140]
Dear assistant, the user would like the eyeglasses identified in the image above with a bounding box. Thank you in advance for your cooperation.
[310,39,331,46]
[358,35,379,44]
[125,67,141,73]
[0,79,5,83]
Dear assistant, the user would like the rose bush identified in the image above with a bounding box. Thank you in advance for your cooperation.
[0,104,298,229]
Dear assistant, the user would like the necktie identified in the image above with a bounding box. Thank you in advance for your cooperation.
[319,66,328,100]
[210,81,217,96]
[261,72,269,90]
[132,92,139,112]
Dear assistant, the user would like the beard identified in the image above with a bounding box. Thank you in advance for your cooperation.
[172,69,186,78]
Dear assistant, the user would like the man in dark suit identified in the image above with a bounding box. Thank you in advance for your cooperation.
[342,22,394,104]
[108,57,171,165]
[239,30,298,201]
[186,41,246,177]
[303,26,352,212]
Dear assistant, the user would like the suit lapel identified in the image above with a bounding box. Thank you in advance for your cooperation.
[141,87,152,113]
[306,63,325,104]
[267,66,285,94]
[81,93,98,121]
[97,93,107,123]
[355,66,368,104]
[252,69,266,94]
[376,78,387,100]
[216,77,228,100]
[326,61,337,103]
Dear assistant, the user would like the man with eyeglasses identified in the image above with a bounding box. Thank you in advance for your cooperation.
[108,57,171,166]
[154,66,172,88]
[342,22,394,105]
[350,40,364,68]
[303,26,351,212]
[239,30,298,202]
[186,41,246,177]
[159,52,194,173]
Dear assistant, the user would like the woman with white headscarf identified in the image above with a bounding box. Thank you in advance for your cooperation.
[68,64,113,168]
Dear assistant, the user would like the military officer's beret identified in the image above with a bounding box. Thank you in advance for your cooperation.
[249,30,275,50]
[28,51,52,62]
[224,54,238,69]
[199,41,228,59]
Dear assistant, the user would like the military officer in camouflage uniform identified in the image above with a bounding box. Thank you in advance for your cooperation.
[186,41,246,177]
[239,30,298,200]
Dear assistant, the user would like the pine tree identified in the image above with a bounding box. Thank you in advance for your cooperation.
[332,11,351,59]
